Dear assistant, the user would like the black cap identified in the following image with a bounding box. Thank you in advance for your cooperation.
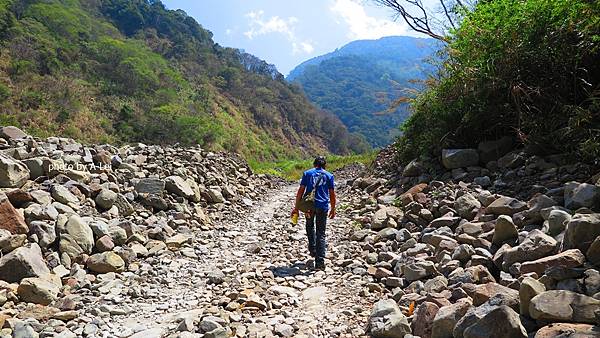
[313,156,326,168]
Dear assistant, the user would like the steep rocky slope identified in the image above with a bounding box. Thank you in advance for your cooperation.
[348,142,600,337]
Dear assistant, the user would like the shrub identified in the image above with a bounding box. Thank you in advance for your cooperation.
[399,0,600,162]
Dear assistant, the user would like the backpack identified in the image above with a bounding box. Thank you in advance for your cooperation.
[297,173,324,212]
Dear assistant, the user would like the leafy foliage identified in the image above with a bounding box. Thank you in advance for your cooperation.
[0,0,368,160]
[289,36,437,147]
[398,0,600,162]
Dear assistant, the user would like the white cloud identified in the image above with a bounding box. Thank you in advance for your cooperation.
[225,28,233,36]
[244,10,297,40]
[330,0,410,39]
[244,10,314,55]
[292,41,315,54]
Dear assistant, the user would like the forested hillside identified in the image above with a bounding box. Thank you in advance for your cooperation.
[0,0,369,160]
[288,36,437,147]
[398,0,600,162]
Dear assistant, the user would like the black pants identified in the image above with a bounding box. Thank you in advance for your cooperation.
[306,208,327,262]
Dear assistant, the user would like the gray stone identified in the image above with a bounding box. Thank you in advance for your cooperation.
[0,243,50,283]
[51,185,79,205]
[17,275,60,305]
[0,153,29,187]
[563,213,600,253]
[564,182,600,210]
[503,230,557,268]
[530,290,600,324]
[0,126,28,140]
[519,277,545,316]
[463,306,527,338]
[442,149,479,169]
[165,176,196,200]
[135,178,165,195]
[368,299,411,338]
[486,196,528,215]
[587,236,600,265]
[87,251,125,273]
[454,193,481,220]
[95,189,118,210]
[431,300,471,338]
[547,209,571,236]
[492,215,518,244]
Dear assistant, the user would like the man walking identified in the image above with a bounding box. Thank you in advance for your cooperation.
[291,156,336,270]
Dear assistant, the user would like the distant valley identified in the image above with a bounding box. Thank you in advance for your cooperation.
[288,36,439,147]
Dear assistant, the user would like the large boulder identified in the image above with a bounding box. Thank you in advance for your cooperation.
[535,323,600,338]
[587,236,600,265]
[51,185,79,205]
[0,193,28,234]
[58,214,94,257]
[519,277,545,316]
[165,176,196,200]
[135,178,165,195]
[454,193,481,220]
[0,243,50,283]
[17,275,60,305]
[563,213,600,253]
[412,301,439,338]
[564,182,600,210]
[530,290,600,324]
[485,196,528,215]
[368,299,411,338]
[503,230,557,268]
[87,251,125,273]
[95,189,118,210]
[441,149,479,169]
[471,283,519,307]
[519,249,585,275]
[403,159,424,177]
[0,126,28,140]
[431,300,471,338]
[463,306,527,338]
[491,215,518,244]
[0,153,30,188]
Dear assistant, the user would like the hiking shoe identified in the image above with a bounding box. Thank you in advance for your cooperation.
[315,260,325,271]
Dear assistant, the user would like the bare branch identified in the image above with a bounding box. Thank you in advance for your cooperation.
[439,0,456,29]
[371,0,476,42]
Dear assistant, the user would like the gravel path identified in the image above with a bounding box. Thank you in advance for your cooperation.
[74,181,375,337]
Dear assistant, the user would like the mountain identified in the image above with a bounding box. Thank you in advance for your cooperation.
[0,0,369,161]
[287,36,439,147]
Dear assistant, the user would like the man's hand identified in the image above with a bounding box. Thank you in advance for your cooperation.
[329,208,336,219]
[291,208,299,217]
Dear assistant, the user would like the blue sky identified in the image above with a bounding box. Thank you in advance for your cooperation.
[162,0,431,75]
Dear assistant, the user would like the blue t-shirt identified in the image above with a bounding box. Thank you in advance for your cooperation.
[300,168,335,210]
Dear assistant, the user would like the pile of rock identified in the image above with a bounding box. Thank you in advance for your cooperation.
[0,126,278,336]
[347,142,600,337]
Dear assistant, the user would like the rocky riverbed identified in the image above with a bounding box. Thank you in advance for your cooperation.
[0,127,377,337]
[1,126,600,338]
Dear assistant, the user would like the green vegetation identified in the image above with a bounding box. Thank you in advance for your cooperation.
[398,0,600,162]
[289,36,437,147]
[0,0,368,161]
[249,152,377,181]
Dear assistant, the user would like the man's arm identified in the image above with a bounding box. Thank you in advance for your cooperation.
[329,189,336,219]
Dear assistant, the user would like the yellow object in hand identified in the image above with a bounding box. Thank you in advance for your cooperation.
[291,212,299,224]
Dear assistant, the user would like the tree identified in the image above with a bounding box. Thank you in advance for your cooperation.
[371,0,477,42]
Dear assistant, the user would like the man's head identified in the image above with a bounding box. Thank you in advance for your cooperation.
[313,156,327,168]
